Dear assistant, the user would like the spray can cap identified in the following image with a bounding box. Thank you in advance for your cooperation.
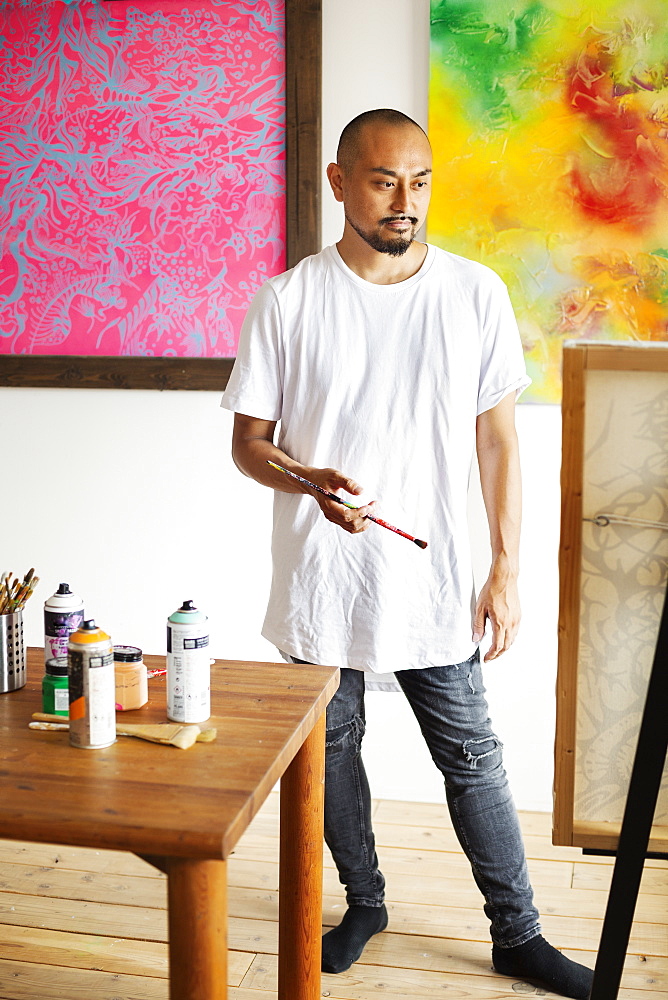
[69,619,111,644]
[56,583,72,595]
[168,601,207,625]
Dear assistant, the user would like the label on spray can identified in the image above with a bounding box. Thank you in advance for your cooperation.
[167,600,210,723]
[44,583,84,663]
[68,620,116,749]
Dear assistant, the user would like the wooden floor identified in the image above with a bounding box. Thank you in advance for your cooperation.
[0,793,666,999]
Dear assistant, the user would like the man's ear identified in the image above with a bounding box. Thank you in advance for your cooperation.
[326,162,345,203]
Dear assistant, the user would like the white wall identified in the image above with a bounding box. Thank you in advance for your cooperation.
[0,0,561,811]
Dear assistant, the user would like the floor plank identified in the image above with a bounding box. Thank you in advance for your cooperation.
[0,891,167,942]
[0,959,167,1000]
[243,952,649,999]
[0,841,159,879]
[0,797,666,999]
[0,862,167,909]
[230,842,575,890]
[572,861,668,894]
[0,924,253,985]
[373,800,554,838]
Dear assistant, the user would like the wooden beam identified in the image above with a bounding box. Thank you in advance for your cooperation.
[553,343,587,847]
[0,356,234,391]
[285,0,322,269]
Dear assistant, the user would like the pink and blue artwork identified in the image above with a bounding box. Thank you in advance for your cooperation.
[0,0,286,357]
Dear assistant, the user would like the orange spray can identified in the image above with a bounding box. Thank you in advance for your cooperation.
[68,620,116,749]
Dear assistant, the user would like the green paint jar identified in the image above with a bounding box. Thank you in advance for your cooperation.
[42,657,69,716]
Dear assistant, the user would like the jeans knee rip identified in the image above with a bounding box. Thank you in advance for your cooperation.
[462,734,503,769]
[326,714,365,753]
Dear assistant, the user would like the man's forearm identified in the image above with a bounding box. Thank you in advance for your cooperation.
[473,395,522,658]
[231,412,371,533]
[232,425,310,495]
[475,396,522,576]
[478,437,522,578]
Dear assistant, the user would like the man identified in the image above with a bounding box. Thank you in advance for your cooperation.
[222,109,593,999]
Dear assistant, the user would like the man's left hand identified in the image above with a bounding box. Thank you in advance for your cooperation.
[472,572,521,662]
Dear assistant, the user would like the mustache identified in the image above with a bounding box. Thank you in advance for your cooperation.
[380,215,419,225]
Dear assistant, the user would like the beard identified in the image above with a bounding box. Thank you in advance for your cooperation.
[345,213,419,257]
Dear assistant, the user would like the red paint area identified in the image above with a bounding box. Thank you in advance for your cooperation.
[566,40,668,228]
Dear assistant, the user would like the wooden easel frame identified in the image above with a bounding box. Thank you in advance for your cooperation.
[554,341,668,853]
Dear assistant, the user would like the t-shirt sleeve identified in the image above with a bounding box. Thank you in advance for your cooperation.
[220,281,284,421]
[477,274,531,416]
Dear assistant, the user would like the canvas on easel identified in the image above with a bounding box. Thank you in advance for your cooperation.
[555,341,668,853]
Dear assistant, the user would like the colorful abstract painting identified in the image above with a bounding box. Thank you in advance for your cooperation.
[0,0,285,357]
[429,0,668,402]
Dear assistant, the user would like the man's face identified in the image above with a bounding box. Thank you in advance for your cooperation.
[336,124,432,257]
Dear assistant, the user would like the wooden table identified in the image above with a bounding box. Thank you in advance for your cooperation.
[0,647,339,1000]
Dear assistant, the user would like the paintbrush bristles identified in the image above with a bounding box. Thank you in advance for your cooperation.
[164,726,199,750]
[195,726,218,742]
[0,568,39,615]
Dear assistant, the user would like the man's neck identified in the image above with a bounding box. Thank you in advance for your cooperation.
[335,231,428,285]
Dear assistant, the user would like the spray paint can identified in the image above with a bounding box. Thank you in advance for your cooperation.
[167,600,210,723]
[68,620,116,749]
[44,583,84,664]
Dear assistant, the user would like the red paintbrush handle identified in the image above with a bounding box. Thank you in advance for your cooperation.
[367,514,428,548]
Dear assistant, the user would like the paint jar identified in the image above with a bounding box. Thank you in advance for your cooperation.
[113,645,148,711]
[42,657,69,716]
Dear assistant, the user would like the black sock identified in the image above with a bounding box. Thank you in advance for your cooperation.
[321,904,388,974]
[493,935,594,999]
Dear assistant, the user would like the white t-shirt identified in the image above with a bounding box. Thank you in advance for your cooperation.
[221,243,530,673]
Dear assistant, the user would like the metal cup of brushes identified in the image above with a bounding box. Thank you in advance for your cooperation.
[0,569,39,693]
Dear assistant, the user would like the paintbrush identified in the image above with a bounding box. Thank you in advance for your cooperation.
[0,568,39,614]
[31,713,218,749]
[267,461,428,549]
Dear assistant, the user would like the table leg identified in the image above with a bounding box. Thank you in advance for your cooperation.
[164,857,227,1000]
[278,712,326,1000]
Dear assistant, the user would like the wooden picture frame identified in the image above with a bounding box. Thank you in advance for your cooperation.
[0,0,321,392]
[554,341,668,853]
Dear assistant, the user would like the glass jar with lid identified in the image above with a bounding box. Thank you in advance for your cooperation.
[42,657,69,716]
[113,645,148,711]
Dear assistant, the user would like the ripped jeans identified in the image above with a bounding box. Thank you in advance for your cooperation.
[320,650,541,949]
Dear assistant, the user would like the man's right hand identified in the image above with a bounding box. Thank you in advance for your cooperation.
[232,414,373,535]
[304,467,375,534]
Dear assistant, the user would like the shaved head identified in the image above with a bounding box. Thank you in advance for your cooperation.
[337,109,429,173]
[326,109,432,264]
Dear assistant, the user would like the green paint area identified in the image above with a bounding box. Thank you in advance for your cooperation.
[430,0,557,131]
